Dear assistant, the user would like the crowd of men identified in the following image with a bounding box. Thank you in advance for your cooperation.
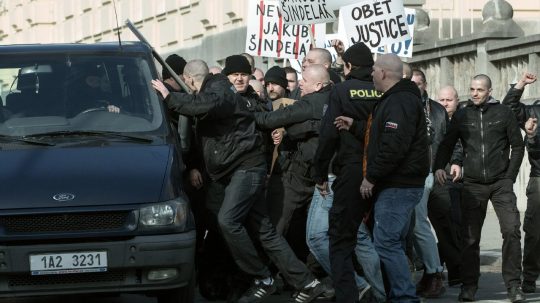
[151,42,539,303]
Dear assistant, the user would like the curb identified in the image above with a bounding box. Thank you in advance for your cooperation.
[480,251,502,266]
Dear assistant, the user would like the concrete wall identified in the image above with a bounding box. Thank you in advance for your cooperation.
[1,0,539,66]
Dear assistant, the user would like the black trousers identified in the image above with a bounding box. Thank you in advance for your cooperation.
[276,171,315,235]
[205,166,313,289]
[328,163,371,303]
[428,182,462,281]
[523,176,540,283]
[460,179,522,289]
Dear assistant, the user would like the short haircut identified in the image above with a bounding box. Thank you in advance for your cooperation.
[283,66,297,75]
[376,54,403,80]
[184,59,209,83]
[412,69,426,83]
[402,62,413,80]
[311,48,333,66]
[472,74,492,89]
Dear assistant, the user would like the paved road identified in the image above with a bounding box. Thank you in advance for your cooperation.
[2,211,539,303]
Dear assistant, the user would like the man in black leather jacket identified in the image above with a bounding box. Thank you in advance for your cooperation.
[501,72,540,294]
[152,59,324,303]
[434,74,525,302]
[430,85,464,287]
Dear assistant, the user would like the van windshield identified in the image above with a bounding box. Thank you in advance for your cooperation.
[0,53,163,137]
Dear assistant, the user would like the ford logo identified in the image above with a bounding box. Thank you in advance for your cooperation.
[53,193,76,202]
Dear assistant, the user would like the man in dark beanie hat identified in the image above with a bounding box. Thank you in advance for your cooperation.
[223,54,252,75]
[264,66,289,101]
[311,41,387,303]
[222,54,268,110]
[341,42,374,68]
[162,54,187,92]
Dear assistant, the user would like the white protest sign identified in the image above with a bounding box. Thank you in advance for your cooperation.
[325,0,362,10]
[278,0,337,25]
[245,0,324,60]
[288,59,303,79]
[375,8,415,58]
[341,0,410,49]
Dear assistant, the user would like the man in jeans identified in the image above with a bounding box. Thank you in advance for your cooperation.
[410,69,448,297]
[306,176,386,303]
[434,74,525,302]
[361,54,430,302]
[151,59,324,303]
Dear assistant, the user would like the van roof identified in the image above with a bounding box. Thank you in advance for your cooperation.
[0,41,151,55]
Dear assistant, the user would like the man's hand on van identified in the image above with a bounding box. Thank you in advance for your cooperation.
[189,169,204,189]
[152,79,170,99]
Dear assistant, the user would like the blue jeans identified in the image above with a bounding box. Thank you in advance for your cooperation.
[413,173,444,274]
[306,176,386,302]
[374,187,423,303]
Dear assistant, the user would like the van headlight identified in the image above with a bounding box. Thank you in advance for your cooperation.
[139,199,188,230]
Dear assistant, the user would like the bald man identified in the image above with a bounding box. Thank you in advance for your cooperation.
[362,53,430,302]
[424,84,464,289]
[437,86,460,118]
[434,74,525,302]
[303,48,342,85]
[254,64,332,268]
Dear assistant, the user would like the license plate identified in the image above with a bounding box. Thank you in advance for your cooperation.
[30,251,108,275]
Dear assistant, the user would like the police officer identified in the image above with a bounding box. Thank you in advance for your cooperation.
[311,42,384,303]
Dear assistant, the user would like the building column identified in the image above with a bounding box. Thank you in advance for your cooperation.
[440,56,454,87]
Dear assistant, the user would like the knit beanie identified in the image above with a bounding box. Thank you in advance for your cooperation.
[342,42,374,67]
[222,55,252,75]
[264,66,288,89]
[162,54,187,79]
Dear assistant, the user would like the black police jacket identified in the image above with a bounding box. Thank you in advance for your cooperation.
[312,68,380,184]
[434,97,525,183]
[164,73,264,181]
[502,87,540,177]
[254,84,332,175]
[365,79,430,188]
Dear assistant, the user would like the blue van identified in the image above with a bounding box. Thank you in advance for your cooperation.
[0,42,196,302]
